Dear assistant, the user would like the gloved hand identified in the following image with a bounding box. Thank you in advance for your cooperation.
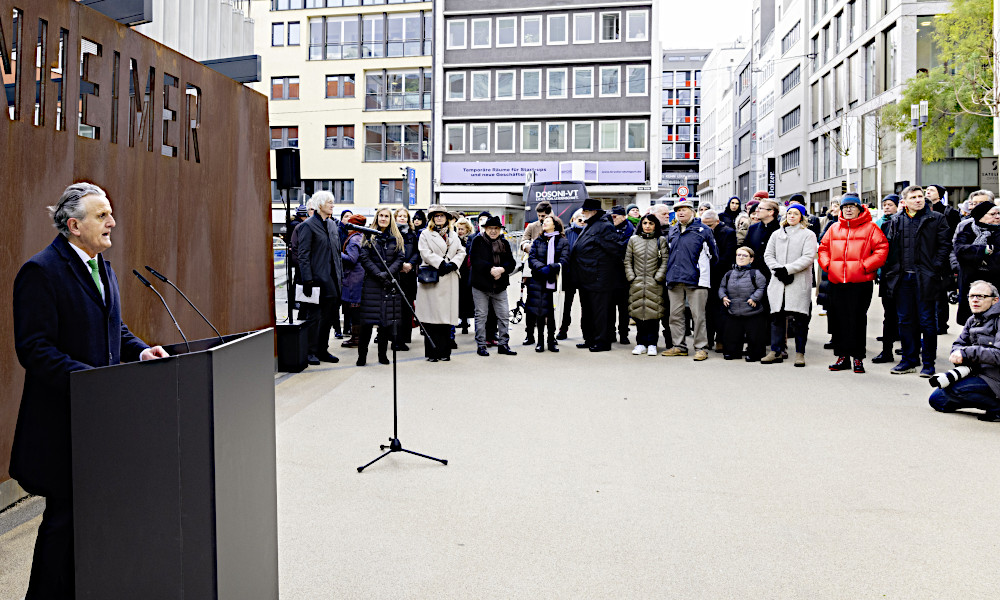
[302,281,314,296]
[547,263,560,281]
[438,261,457,274]
[378,272,391,285]
[773,267,793,285]
[535,264,551,277]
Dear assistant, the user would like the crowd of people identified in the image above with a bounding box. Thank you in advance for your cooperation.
[289,185,1000,421]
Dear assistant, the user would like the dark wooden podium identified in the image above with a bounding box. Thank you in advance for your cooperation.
[70,328,278,600]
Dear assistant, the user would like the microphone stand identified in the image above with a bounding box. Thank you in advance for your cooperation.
[133,270,191,353]
[357,230,447,473]
[145,266,225,344]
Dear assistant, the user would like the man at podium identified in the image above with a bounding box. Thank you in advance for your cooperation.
[10,182,168,598]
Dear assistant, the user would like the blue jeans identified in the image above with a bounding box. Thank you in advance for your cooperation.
[896,273,937,367]
[929,375,1000,413]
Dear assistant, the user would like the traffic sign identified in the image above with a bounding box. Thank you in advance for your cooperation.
[677,185,690,197]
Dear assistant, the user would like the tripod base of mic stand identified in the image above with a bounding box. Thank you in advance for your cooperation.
[357,437,448,473]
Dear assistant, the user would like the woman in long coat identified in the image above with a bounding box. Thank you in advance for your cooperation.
[357,208,405,366]
[394,207,419,351]
[455,217,476,334]
[763,204,818,367]
[624,214,669,356]
[526,215,570,352]
[416,205,467,362]
[339,214,367,348]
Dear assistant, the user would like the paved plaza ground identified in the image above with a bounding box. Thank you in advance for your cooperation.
[3,297,1000,599]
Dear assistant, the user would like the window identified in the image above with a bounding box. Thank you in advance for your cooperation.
[547,122,567,152]
[781,21,800,54]
[810,82,819,125]
[471,71,491,101]
[321,16,360,60]
[496,71,516,100]
[626,65,647,96]
[326,74,355,98]
[470,123,490,153]
[271,76,299,100]
[288,22,301,45]
[272,22,284,46]
[677,125,691,142]
[574,13,594,44]
[365,123,430,162]
[362,14,385,58]
[626,120,647,151]
[495,123,515,153]
[864,41,876,100]
[325,125,355,149]
[572,122,593,152]
[662,71,674,87]
[600,12,621,42]
[522,16,542,46]
[599,66,620,96]
[599,121,620,151]
[385,70,425,110]
[573,67,594,98]
[379,180,405,205]
[547,68,568,99]
[497,17,517,47]
[522,70,541,99]
[883,25,898,90]
[445,124,465,154]
[781,65,800,95]
[471,18,491,49]
[780,107,801,134]
[270,126,298,149]
[547,14,568,45]
[447,19,467,49]
[677,89,691,105]
[447,72,465,101]
[309,180,354,204]
[812,139,819,181]
[662,107,673,123]
[625,10,648,41]
[387,12,423,57]
[521,123,541,152]
[781,148,801,172]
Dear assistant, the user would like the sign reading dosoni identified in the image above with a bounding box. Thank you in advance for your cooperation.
[0,0,274,489]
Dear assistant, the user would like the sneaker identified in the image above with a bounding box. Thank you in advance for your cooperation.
[853,358,865,373]
[647,345,657,356]
[829,356,851,371]
[661,346,688,357]
[693,349,709,361]
[919,366,935,378]
[890,362,917,374]
[794,353,805,367]
[632,344,645,355]
[760,351,783,364]
[818,309,827,316]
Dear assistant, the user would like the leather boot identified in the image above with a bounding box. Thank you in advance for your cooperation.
[356,326,372,366]
[378,334,390,365]
[547,319,559,352]
[342,325,360,348]
[535,322,545,352]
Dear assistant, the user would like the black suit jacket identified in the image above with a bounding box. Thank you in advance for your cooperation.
[11,235,149,498]
[295,214,343,299]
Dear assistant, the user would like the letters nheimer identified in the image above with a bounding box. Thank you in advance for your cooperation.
[1,5,202,162]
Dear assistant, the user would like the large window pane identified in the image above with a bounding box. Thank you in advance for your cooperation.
[496,123,514,152]
[521,123,540,152]
[574,68,593,97]
[497,71,515,99]
[471,124,490,153]
[599,121,619,151]
[522,70,541,99]
[497,17,516,46]
[547,122,566,152]
[573,122,593,151]
[522,16,541,45]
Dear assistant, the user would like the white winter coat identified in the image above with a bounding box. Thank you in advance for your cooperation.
[415,228,467,325]
[763,225,818,315]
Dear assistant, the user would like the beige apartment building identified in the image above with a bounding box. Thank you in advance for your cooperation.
[252,0,433,230]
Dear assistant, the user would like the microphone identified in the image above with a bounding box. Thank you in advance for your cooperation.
[133,269,191,353]
[144,265,225,344]
[343,222,382,236]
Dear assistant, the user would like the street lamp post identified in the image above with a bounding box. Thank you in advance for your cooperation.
[911,100,928,186]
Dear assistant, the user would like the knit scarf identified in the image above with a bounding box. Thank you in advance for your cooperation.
[972,221,1000,246]
[398,223,409,234]
[490,236,506,266]
[544,231,558,290]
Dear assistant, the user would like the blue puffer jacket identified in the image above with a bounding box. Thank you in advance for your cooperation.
[665,219,717,288]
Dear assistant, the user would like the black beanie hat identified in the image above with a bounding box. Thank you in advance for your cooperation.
[971,201,995,222]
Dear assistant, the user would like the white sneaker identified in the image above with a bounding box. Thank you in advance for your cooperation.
[632,344,644,355]
[647,345,657,356]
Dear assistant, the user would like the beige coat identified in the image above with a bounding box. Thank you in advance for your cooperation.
[416,228,467,325]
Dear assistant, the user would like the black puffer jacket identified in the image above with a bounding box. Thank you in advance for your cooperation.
[570,211,622,292]
[526,235,570,317]
[469,233,517,294]
[358,232,405,327]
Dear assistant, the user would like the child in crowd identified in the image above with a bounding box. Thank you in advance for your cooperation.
[718,246,768,361]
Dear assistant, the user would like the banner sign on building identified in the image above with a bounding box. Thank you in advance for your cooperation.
[767,158,777,198]
[980,157,999,191]
[441,161,646,184]
[407,167,417,206]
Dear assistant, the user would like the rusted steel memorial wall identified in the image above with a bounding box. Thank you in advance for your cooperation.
[0,0,274,485]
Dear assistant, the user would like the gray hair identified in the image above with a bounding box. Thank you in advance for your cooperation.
[48,182,107,237]
[306,195,320,211]
[970,280,999,297]
[969,189,995,204]
[701,209,719,221]
[698,203,714,212]
[311,191,335,207]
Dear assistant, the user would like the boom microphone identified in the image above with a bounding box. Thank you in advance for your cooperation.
[144,265,225,344]
[133,269,191,353]
[343,222,382,236]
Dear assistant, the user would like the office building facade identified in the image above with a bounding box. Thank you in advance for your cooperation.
[660,49,708,203]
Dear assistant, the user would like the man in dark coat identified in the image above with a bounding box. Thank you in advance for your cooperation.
[11,182,168,598]
[296,191,344,365]
[883,185,952,376]
[701,209,737,352]
[571,197,621,352]
[610,205,635,344]
[469,216,518,356]
[744,199,780,281]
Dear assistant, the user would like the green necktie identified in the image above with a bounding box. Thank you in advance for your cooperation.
[87,258,104,301]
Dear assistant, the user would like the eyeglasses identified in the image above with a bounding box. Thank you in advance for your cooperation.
[969,294,996,300]
[735,253,751,258]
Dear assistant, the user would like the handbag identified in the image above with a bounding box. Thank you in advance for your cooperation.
[417,264,439,284]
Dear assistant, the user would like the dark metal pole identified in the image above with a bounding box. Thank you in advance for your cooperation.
[915,126,923,187]
[283,189,293,322]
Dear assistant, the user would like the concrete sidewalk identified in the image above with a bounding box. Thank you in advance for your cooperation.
[4,298,1000,599]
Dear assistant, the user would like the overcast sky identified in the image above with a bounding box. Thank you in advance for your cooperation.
[658,0,751,51]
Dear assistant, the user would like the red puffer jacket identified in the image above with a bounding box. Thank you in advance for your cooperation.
[818,209,888,284]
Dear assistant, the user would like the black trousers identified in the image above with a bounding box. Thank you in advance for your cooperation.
[827,281,874,359]
[770,311,811,354]
[723,313,767,359]
[937,287,950,333]
[358,323,393,360]
[423,323,453,359]
[303,296,338,356]
[579,289,613,346]
[559,287,577,333]
[706,292,723,346]
[635,319,660,346]
[615,288,630,338]
[26,494,74,599]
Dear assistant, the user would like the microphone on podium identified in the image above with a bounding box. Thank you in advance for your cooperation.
[343,222,382,236]
[144,266,225,344]
[133,269,191,353]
